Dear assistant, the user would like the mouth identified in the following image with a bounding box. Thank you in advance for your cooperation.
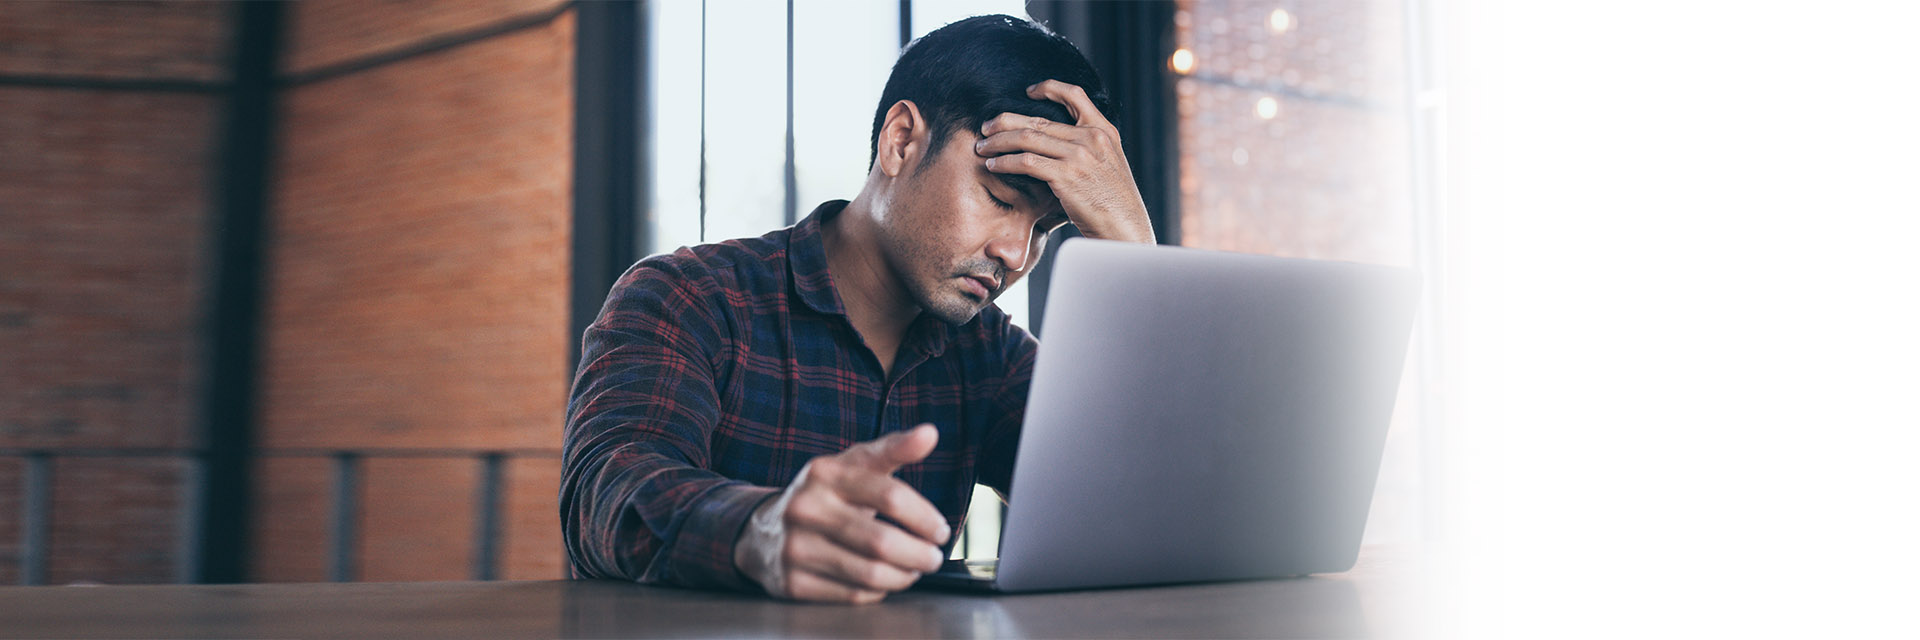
[960,274,998,300]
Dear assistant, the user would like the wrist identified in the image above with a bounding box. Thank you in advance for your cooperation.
[1080,219,1156,245]
[733,484,793,595]
[1072,202,1155,245]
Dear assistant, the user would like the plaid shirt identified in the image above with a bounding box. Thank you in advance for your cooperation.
[562,201,1036,590]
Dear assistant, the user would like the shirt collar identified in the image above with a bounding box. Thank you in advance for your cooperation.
[789,200,951,361]
[788,200,849,317]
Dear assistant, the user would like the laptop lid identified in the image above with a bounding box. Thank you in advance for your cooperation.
[991,239,1419,592]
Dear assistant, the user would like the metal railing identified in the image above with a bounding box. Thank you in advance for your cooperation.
[1,447,559,585]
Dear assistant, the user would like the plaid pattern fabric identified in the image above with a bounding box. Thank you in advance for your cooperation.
[562,201,1036,590]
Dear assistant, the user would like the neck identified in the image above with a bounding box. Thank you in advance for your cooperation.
[822,195,921,358]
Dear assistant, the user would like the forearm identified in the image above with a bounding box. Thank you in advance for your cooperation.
[561,432,779,588]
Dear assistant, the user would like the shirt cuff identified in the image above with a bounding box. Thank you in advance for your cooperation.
[666,482,782,591]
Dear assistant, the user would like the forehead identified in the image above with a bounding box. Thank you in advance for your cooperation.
[936,129,1058,210]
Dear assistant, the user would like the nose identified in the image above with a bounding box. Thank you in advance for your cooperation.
[984,216,1037,274]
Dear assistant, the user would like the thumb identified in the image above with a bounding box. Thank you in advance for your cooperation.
[846,423,939,471]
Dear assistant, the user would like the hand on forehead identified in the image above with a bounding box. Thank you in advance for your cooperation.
[970,79,1151,244]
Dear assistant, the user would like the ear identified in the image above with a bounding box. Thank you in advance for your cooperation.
[875,100,928,179]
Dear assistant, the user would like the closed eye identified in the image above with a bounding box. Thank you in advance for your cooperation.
[983,187,1016,211]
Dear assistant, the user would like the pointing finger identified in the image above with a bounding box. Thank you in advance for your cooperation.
[840,423,939,472]
[841,474,952,545]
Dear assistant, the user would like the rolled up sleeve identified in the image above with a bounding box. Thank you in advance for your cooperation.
[560,263,778,590]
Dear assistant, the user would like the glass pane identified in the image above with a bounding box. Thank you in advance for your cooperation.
[701,0,790,244]
[646,0,705,255]
[792,0,899,218]
[911,0,1032,37]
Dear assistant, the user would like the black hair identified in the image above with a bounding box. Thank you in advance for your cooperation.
[867,14,1115,200]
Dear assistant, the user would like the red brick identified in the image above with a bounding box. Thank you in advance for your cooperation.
[0,0,223,586]
[45,456,190,584]
[249,456,334,582]
[1174,0,1413,265]
[0,457,20,583]
[0,87,216,450]
[257,14,574,453]
[501,455,563,580]
[283,0,568,74]
[6,1,578,583]
[356,456,476,582]
[0,1,231,82]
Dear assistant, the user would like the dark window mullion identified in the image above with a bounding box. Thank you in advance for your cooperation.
[899,0,913,49]
[784,0,798,225]
[572,1,645,372]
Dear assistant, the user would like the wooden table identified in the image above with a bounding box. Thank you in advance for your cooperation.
[0,548,1420,639]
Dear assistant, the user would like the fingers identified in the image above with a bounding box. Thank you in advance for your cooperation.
[763,424,951,604]
[838,423,939,472]
[1027,79,1112,129]
[838,473,951,546]
[786,528,927,592]
[787,491,946,573]
[824,517,947,574]
[976,109,1118,181]
[983,152,1064,182]
[785,568,888,604]
[974,126,1082,161]
[980,111,1111,145]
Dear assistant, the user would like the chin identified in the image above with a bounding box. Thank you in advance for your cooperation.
[922,293,986,325]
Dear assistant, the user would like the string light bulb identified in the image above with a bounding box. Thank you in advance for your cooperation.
[1269,8,1293,33]
[1169,48,1195,74]
[1256,96,1279,120]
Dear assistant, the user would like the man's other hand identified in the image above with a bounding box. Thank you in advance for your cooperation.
[734,424,951,604]
[975,79,1156,245]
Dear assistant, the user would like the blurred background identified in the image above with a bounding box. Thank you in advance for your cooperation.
[0,0,1441,585]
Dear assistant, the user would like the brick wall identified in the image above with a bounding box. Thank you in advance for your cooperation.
[1174,0,1412,266]
[1,0,575,583]
[252,0,573,581]
[0,1,230,584]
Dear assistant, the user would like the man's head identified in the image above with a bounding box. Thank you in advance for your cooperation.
[868,15,1115,178]
[858,15,1114,325]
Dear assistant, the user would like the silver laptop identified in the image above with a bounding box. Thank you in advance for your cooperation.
[917,238,1419,593]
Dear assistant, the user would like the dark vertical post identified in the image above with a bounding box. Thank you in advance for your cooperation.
[19,452,51,585]
[471,453,505,580]
[196,0,283,584]
[898,0,913,48]
[783,0,798,226]
[176,455,205,583]
[698,1,708,243]
[328,452,360,582]
[572,0,646,372]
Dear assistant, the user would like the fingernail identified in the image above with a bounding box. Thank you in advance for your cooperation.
[931,547,947,566]
[939,524,953,542]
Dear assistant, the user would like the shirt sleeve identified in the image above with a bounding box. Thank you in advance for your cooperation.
[560,260,779,590]
[976,318,1038,497]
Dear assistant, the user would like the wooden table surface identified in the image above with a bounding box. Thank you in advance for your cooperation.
[0,547,1422,639]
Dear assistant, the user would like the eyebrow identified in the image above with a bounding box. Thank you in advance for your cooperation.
[991,172,1056,211]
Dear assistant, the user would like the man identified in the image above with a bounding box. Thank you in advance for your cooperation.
[562,14,1154,604]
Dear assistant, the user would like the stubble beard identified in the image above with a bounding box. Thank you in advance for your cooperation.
[882,222,995,326]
